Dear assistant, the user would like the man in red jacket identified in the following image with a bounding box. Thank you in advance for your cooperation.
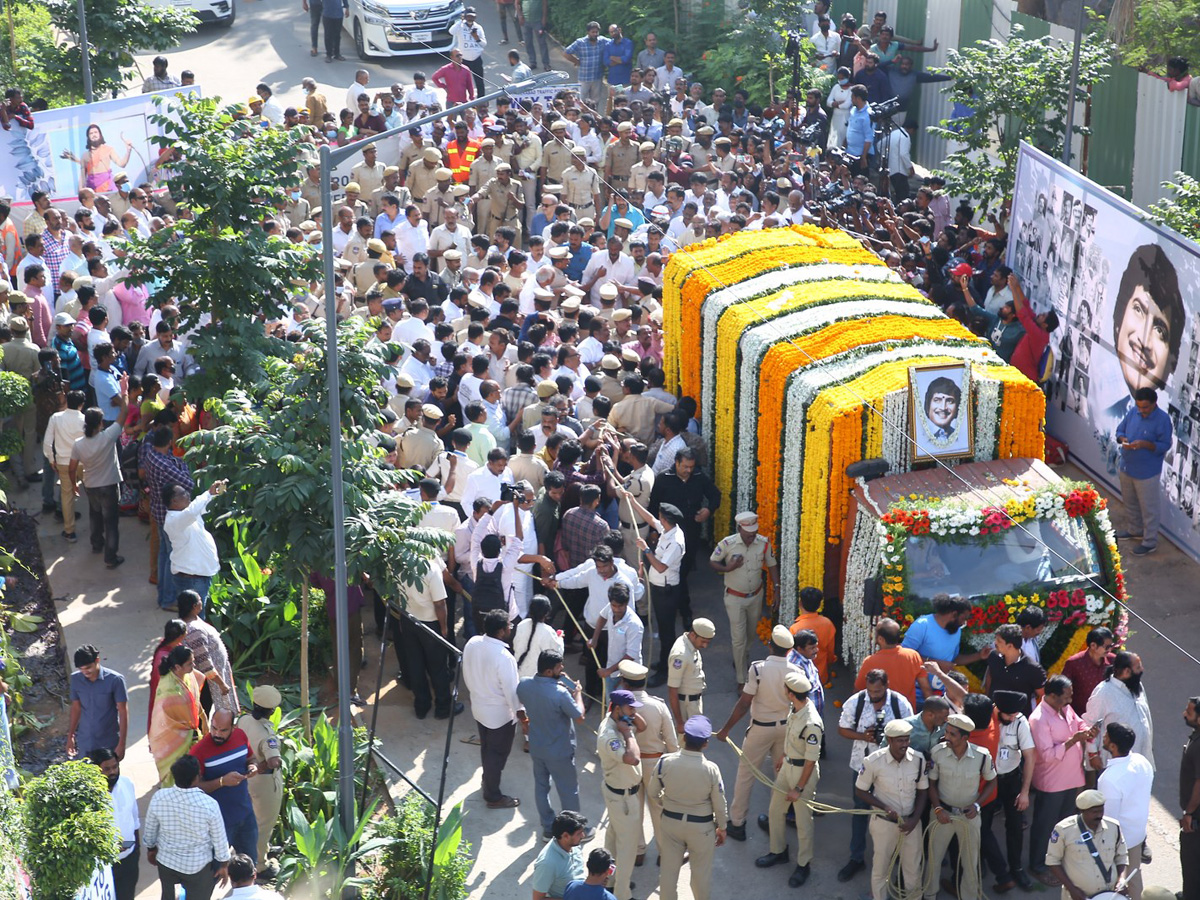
[1008,272,1058,383]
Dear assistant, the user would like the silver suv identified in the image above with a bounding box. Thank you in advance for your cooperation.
[346,0,463,58]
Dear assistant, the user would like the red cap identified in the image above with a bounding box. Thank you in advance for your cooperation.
[952,262,974,279]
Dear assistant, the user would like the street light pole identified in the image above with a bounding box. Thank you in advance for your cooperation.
[76,0,93,103]
[317,69,568,839]
[1061,0,1085,165]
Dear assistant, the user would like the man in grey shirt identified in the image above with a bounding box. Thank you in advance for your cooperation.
[68,645,129,759]
[516,649,586,837]
[635,32,665,71]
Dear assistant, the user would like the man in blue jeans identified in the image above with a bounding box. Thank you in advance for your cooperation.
[516,649,587,831]
[190,709,260,863]
[141,426,193,610]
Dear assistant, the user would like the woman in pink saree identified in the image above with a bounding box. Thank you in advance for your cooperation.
[148,644,208,785]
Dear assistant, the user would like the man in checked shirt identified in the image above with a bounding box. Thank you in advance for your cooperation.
[144,754,231,900]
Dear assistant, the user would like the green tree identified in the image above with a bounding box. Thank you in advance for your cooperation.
[928,24,1114,211]
[124,96,321,402]
[22,762,120,900]
[3,0,194,105]
[122,94,448,734]
[181,324,449,732]
[1110,0,1200,71]
[1148,172,1200,241]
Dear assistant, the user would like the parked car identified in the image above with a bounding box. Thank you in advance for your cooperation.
[147,0,236,27]
[346,0,463,59]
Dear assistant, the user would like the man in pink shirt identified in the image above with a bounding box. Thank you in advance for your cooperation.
[1027,674,1100,886]
[20,264,53,348]
[433,50,475,105]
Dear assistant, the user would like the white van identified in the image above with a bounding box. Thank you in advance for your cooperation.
[345,0,463,59]
[148,0,236,27]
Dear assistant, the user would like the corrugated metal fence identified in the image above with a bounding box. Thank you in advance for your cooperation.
[872,0,1200,208]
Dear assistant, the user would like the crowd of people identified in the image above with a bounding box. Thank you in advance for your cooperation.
[0,5,1198,900]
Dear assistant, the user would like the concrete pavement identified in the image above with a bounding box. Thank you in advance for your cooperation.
[8,455,1196,899]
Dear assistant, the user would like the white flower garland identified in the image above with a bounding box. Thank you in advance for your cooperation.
[841,506,882,670]
[733,299,946,514]
[973,374,1002,462]
[698,264,904,451]
[777,342,1011,614]
[881,389,909,473]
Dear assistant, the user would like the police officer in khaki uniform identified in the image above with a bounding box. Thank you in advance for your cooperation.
[855,719,930,900]
[1046,790,1130,900]
[628,143,667,196]
[597,689,645,900]
[689,126,717,170]
[603,123,640,200]
[598,355,626,404]
[511,119,542,227]
[756,670,823,887]
[654,715,727,900]
[619,660,678,863]
[717,625,801,841]
[408,150,446,213]
[475,163,525,242]
[421,170,458,225]
[238,684,284,870]
[469,139,501,232]
[398,405,444,470]
[617,442,654,574]
[562,148,602,222]
[667,619,714,731]
[926,713,998,900]
[709,512,780,686]
[540,121,576,186]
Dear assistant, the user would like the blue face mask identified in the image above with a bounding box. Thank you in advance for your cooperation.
[838,78,849,86]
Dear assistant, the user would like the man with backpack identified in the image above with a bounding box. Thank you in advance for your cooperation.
[835,669,914,883]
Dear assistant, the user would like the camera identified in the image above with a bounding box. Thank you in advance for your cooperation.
[867,97,902,120]
[500,482,518,502]
[784,29,806,58]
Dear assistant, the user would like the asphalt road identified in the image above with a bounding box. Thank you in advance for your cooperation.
[133,0,561,121]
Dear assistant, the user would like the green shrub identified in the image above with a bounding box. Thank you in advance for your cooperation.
[367,797,472,900]
[22,762,120,900]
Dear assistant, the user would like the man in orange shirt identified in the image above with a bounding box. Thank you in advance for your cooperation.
[854,618,931,708]
[789,587,836,684]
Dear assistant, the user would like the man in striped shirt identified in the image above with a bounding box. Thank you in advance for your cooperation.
[191,709,260,863]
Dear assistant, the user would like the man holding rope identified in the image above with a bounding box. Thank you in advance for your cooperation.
[717,624,800,842]
[925,713,998,900]
[855,719,928,900]
[755,670,823,888]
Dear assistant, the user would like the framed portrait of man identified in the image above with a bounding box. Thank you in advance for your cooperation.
[908,362,973,461]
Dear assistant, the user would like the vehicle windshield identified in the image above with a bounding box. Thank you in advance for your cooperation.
[904,517,1101,607]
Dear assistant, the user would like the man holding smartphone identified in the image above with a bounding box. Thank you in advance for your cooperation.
[1114,386,1172,557]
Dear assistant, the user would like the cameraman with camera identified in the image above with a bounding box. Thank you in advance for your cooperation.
[835,669,914,881]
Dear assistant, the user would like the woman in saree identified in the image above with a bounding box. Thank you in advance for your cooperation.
[147,618,188,734]
[148,644,218,785]
[60,124,135,193]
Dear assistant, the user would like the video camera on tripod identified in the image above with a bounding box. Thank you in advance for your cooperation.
[867,96,902,121]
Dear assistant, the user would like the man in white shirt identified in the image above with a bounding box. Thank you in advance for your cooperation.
[1097,722,1153,900]
[459,449,515,514]
[581,236,636,304]
[91,747,141,900]
[1085,652,1154,771]
[462,610,527,809]
[398,556,460,719]
[226,853,284,900]
[620,496,687,680]
[655,52,681,95]
[163,479,226,604]
[985,691,1038,893]
[346,69,371,115]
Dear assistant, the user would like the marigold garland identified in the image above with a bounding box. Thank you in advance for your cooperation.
[661,227,1056,646]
